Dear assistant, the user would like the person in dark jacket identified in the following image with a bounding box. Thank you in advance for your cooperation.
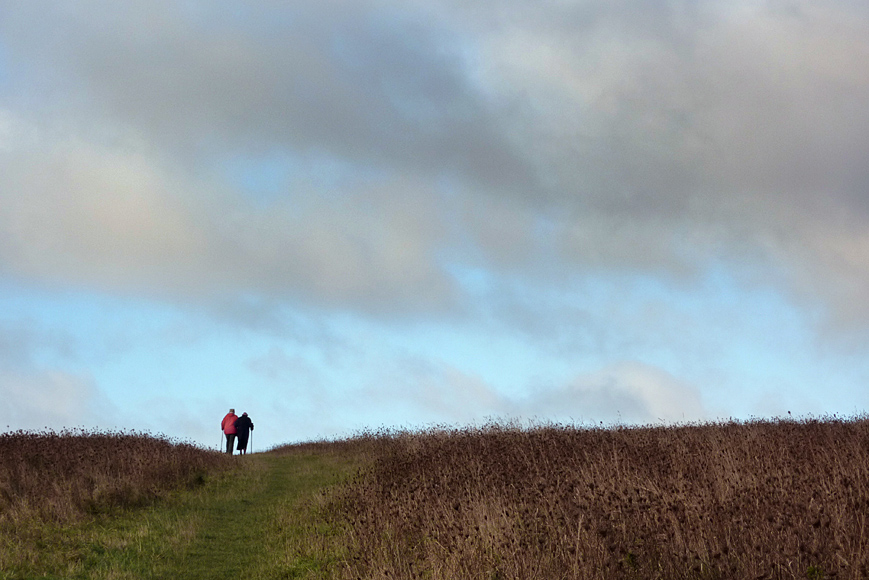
[234,412,254,454]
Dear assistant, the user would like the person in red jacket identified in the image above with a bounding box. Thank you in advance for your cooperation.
[221,408,238,454]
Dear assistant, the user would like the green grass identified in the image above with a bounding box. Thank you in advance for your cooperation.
[0,451,361,580]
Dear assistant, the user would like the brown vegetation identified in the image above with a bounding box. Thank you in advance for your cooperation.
[0,428,232,526]
[329,418,869,579]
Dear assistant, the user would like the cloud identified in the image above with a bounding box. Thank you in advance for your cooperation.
[247,346,325,385]
[361,356,510,424]
[0,319,115,431]
[0,1,534,189]
[0,135,204,290]
[521,361,706,425]
[245,344,510,431]
[0,113,456,313]
[473,1,869,321]
[3,369,107,430]
[453,0,869,329]
[0,318,76,369]
[245,340,704,432]
[2,0,869,332]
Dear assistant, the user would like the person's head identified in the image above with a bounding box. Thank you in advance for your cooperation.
[230,408,235,413]
[242,412,248,417]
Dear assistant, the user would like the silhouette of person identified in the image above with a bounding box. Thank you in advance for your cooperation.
[234,412,254,455]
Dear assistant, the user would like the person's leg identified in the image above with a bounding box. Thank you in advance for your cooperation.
[226,434,236,454]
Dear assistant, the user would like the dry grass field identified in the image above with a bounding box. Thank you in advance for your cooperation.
[3,419,868,579]
[328,418,869,579]
[0,428,231,524]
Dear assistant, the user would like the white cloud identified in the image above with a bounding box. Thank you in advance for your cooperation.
[0,319,115,431]
[244,343,705,434]
[364,358,509,423]
[521,362,706,425]
[2,369,113,431]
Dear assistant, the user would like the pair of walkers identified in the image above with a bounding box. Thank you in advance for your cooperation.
[221,408,254,455]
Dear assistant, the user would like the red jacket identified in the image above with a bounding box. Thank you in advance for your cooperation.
[221,413,238,434]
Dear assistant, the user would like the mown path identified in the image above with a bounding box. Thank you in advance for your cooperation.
[10,451,359,580]
[163,454,298,577]
[152,452,356,579]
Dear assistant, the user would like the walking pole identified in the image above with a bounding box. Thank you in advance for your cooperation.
[251,430,254,454]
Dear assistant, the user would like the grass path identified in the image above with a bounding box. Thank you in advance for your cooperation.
[161,452,353,579]
[162,454,292,577]
[4,451,360,580]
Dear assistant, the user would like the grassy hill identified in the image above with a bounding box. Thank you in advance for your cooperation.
[3,418,868,579]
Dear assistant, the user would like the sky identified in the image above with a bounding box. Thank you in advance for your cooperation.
[2,0,869,451]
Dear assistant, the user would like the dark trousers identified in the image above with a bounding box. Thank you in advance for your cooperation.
[225,433,236,454]
[237,431,249,453]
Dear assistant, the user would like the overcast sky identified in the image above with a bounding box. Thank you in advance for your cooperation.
[2,0,869,450]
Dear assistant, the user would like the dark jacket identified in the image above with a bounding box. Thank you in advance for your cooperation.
[234,415,254,435]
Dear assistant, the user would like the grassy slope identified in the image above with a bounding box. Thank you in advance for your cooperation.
[11,420,866,580]
[2,451,359,580]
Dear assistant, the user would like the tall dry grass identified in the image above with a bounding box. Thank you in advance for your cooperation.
[329,418,869,579]
[0,428,232,526]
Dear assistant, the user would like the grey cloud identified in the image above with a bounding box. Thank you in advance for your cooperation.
[0,126,458,313]
[0,138,210,295]
[216,181,457,313]
[3,0,869,329]
[467,0,869,324]
[0,0,536,192]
